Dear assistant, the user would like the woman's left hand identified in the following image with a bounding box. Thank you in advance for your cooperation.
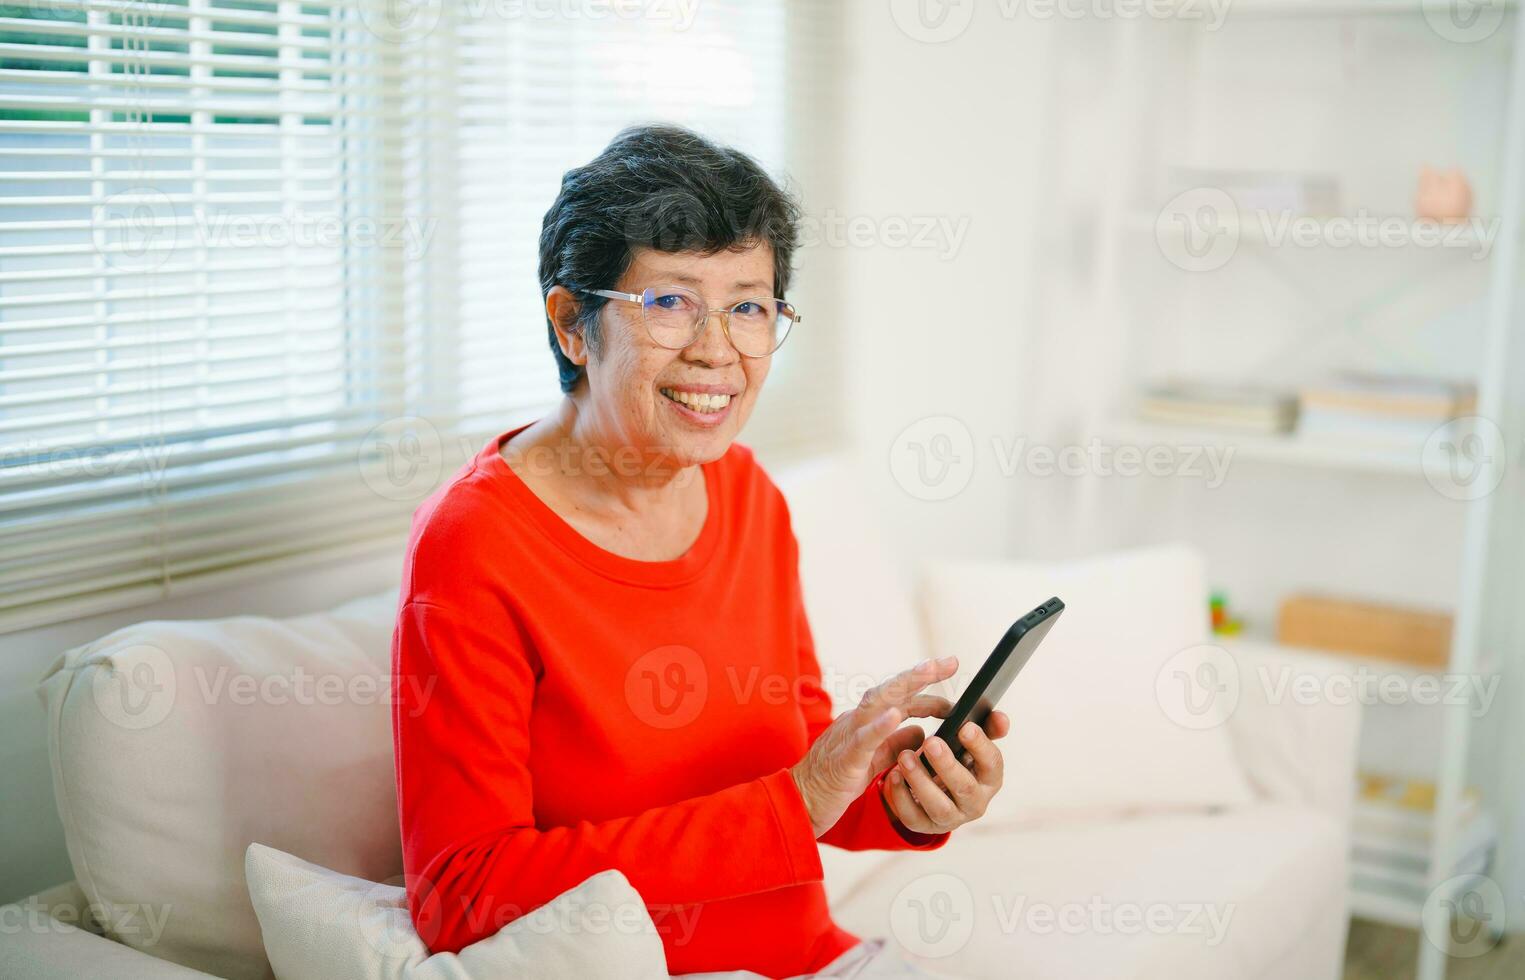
[881,710,1009,835]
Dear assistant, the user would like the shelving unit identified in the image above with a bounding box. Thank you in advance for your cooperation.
[1063,8,1525,980]
[1138,208,1501,249]
[1220,0,1518,17]
[1231,628,1504,681]
[1091,416,1439,475]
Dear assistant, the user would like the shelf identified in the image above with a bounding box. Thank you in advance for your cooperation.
[1172,0,1517,17]
[1354,815,1496,872]
[1090,417,1435,476]
[1351,851,1496,930]
[1327,643,1497,681]
[1137,209,1497,253]
[1349,885,1424,929]
[1349,806,1498,928]
[1220,633,1498,684]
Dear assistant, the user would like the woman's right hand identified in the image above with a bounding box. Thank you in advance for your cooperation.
[789,656,960,837]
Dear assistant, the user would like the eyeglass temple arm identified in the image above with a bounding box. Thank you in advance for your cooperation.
[587,288,643,303]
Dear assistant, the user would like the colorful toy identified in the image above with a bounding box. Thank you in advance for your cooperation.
[1210,591,1244,636]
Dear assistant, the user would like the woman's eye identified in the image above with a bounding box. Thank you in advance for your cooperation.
[733,301,762,316]
[653,294,688,310]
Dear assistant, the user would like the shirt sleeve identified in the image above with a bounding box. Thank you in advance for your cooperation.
[785,529,951,853]
[391,597,826,956]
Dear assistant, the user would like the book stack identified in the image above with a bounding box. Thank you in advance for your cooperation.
[1351,773,1495,906]
[1297,374,1476,443]
[1136,381,1298,434]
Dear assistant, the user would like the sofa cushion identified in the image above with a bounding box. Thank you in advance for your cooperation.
[35,589,401,980]
[244,844,669,980]
[0,880,222,980]
[771,455,929,705]
[829,803,1347,980]
[917,544,1254,823]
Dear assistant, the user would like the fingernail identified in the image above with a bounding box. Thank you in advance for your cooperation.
[962,722,978,739]
[937,655,957,667]
[914,659,932,671]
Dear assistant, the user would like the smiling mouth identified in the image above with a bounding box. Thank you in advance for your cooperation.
[659,387,733,414]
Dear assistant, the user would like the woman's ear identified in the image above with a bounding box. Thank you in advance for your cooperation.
[545,285,589,366]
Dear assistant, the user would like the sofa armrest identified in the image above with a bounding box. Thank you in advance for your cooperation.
[1222,639,1363,823]
[0,882,222,980]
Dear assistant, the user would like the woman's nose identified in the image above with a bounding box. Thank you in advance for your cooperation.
[686,310,740,362]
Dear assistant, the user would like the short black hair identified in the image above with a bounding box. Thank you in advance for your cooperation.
[537,124,802,394]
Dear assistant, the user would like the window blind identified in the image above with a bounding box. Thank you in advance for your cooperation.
[0,0,845,633]
[413,0,845,451]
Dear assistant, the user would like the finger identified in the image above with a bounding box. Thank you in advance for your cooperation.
[983,710,1011,740]
[902,694,955,720]
[883,768,935,834]
[860,657,959,714]
[863,659,953,712]
[921,732,981,807]
[958,721,1005,787]
[897,749,960,825]
[870,724,926,775]
[851,707,903,759]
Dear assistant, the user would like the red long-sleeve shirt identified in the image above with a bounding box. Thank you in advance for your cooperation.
[390,423,948,977]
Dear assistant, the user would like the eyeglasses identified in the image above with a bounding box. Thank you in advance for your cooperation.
[586,285,800,358]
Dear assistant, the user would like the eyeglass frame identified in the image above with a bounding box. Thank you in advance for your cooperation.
[583,286,801,358]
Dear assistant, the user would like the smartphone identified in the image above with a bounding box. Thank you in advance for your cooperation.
[919,597,1064,778]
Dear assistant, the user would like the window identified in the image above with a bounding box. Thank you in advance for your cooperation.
[0,0,844,632]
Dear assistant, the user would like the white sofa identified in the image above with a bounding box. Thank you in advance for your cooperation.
[1,455,1361,980]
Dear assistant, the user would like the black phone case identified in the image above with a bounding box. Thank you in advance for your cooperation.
[917,596,1064,779]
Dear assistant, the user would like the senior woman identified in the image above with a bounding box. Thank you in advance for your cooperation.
[390,125,1010,979]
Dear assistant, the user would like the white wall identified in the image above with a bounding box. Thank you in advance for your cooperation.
[836,3,1057,566]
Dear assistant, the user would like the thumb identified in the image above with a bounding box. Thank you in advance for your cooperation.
[870,724,926,776]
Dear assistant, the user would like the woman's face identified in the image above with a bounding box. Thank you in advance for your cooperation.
[582,242,776,469]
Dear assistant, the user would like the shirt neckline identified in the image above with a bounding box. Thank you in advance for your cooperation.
[475,422,724,588]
